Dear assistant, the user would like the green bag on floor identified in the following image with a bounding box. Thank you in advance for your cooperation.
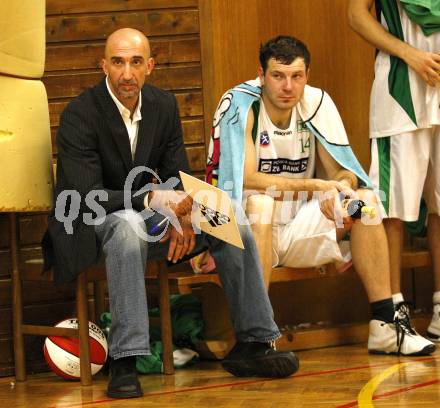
[100,294,203,374]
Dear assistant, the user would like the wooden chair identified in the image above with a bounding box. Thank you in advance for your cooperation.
[10,212,175,386]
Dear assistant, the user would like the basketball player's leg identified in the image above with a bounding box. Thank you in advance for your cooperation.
[369,133,430,305]
[367,132,435,354]
[277,196,434,355]
[425,127,440,340]
[346,188,434,355]
[349,189,391,302]
[383,218,403,294]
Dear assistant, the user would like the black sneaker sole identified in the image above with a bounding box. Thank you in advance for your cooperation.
[222,352,299,378]
[107,388,143,399]
[369,343,436,356]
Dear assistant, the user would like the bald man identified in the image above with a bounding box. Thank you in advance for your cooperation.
[44,28,298,398]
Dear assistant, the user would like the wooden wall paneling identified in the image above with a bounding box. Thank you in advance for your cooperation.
[186,146,206,172]
[181,119,204,144]
[270,276,370,328]
[175,91,203,117]
[0,336,52,376]
[199,0,261,146]
[0,280,75,308]
[0,339,13,366]
[257,0,375,170]
[46,10,199,43]
[46,37,201,72]
[198,0,215,145]
[0,215,9,248]
[200,0,374,169]
[0,250,10,279]
[149,64,202,91]
[0,247,47,279]
[46,0,198,15]
[0,302,77,336]
[19,216,47,247]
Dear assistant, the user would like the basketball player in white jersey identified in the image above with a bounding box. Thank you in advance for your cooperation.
[242,35,434,355]
[349,0,440,342]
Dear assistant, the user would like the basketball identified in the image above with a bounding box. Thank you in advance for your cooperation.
[43,318,108,380]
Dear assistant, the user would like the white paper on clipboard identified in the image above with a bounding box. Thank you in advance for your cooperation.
[179,171,244,249]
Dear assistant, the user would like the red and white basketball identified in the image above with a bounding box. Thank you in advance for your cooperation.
[43,318,108,380]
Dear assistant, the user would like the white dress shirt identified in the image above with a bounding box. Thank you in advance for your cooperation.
[106,77,142,160]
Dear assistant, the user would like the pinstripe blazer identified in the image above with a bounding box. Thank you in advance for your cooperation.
[44,78,191,284]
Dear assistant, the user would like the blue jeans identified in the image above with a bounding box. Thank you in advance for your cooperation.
[95,208,280,359]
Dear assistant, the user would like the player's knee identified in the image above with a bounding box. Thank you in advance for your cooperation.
[110,210,147,242]
[356,188,378,205]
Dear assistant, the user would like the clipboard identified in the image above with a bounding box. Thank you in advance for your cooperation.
[179,171,244,249]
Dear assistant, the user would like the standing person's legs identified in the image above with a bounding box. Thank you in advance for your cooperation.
[383,218,403,296]
[369,131,436,353]
[269,193,434,355]
[425,127,440,340]
[427,214,440,339]
[370,132,431,305]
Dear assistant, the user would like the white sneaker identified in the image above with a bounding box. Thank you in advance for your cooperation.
[368,303,436,356]
[427,304,440,342]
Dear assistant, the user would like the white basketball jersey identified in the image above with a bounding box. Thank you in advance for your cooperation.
[371,1,440,138]
[254,100,315,223]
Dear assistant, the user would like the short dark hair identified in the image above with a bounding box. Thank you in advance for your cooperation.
[259,35,310,73]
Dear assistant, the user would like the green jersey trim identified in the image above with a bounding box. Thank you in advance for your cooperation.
[379,0,418,126]
[376,137,391,214]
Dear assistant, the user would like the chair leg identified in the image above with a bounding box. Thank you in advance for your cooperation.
[246,195,274,290]
[158,262,174,375]
[10,213,26,381]
[93,280,106,324]
[76,271,92,386]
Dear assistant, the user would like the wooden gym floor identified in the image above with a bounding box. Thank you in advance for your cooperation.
[1,343,440,408]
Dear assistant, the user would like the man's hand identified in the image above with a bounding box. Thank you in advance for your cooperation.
[160,214,196,263]
[404,48,440,86]
[147,190,193,218]
[317,180,357,225]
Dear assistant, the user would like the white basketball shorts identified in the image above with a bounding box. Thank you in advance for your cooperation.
[272,199,344,268]
[369,127,440,221]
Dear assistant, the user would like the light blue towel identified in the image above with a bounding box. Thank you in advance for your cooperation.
[206,79,372,203]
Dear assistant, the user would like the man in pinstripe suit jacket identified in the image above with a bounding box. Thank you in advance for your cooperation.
[44,28,298,398]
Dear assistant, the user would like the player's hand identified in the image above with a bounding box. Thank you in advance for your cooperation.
[404,48,440,86]
[160,214,196,263]
[317,180,356,225]
[147,190,193,218]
